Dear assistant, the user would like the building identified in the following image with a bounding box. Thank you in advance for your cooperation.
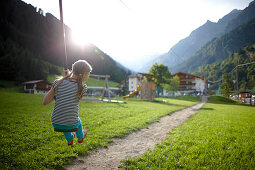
[238,91,255,106]
[239,91,255,98]
[127,74,143,92]
[174,72,206,95]
[23,80,51,94]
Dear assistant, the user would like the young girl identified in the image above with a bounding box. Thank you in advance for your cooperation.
[43,60,92,146]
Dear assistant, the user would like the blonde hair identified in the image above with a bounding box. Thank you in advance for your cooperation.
[54,60,92,100]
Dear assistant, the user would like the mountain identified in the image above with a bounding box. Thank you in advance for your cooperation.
[141,0,255,74]
[140,9,241,72]
[195,44,255,91]
[0,0,131,83]
[171,1,255,74]
[225,1,255,32]
[174,9,255,73]
[137,53,161,72]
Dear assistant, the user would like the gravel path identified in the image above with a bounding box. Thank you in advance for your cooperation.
[65,96,208,170]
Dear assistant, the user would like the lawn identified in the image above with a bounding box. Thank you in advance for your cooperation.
[0,90,199,169]
[121,96,255,169]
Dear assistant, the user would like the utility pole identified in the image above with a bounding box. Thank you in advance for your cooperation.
[236,65,239,95]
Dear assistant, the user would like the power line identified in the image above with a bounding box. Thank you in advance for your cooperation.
[208,78,223,83]
[207,60,255,84]
[238,60,255,67]
[170,48,184,62]
[119,0,130,9]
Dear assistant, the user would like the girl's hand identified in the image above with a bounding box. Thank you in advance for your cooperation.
[64,69,70,75]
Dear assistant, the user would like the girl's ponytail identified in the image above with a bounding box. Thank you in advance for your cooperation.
[77,73,85,100]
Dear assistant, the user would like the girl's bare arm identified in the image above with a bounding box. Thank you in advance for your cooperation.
[43,87,55,105]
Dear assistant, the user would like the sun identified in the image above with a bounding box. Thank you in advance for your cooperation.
[71,28,93,46]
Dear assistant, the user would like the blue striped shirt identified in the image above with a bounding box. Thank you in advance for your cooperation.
[51,79,86,126]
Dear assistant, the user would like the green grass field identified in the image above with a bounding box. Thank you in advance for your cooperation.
[121,96,255,169]
[0,90,199,169]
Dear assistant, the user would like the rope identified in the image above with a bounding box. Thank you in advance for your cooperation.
[59,0,68,70]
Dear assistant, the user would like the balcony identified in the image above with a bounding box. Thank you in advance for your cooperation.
[179,83,195,87]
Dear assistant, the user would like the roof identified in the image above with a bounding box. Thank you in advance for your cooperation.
[173,72,204,79]
[128,73,157,79]
[239,91,255,94]
[128,74,141,78]
[22,80,50,84]
[138,73,157,78]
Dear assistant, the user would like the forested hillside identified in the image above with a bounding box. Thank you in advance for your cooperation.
[175,17,255,73]
[0,0,131,83]
[195,45,255,91]
[225,1,255,32]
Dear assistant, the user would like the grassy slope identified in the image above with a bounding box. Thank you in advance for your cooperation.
[48,75,119,87]
[85,77,119,87]
[0,90,199,169]
[121,96,255,169]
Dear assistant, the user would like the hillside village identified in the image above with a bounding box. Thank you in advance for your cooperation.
[21,71,255,105]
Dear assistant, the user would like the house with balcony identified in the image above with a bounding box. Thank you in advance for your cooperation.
[23,80,51,94]
[173,72,206,95]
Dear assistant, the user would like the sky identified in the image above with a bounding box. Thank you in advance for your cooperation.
[22,0,253,70]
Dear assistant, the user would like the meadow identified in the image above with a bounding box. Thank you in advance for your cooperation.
[121,96,255,169]
[0,90,199,169]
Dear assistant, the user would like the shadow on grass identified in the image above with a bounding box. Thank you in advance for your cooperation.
[199,107,214,111]
[143,99,188,107]
[160,96,200,102]
[119,96,200,107]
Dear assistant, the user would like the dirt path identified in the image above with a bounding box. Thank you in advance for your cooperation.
[65,96,208,170]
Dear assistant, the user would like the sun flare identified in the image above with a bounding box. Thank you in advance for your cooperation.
[71,28,93,46]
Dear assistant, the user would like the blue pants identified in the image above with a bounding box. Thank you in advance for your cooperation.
[52,118,84,142]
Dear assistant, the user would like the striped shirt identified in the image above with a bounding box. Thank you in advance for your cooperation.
[51,79,86,126]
